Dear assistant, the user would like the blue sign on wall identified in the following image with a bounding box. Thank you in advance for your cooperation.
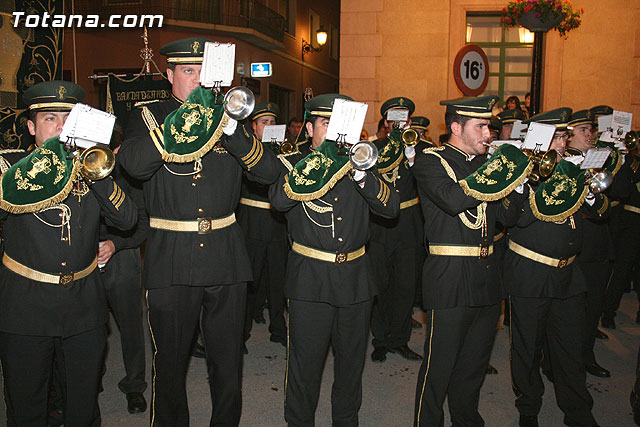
[251,62,272,78]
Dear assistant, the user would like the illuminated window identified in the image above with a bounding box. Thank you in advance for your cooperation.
[466,13,533,108]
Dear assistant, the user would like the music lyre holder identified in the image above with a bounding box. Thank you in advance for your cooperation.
[211,81,223,104]
[336,133,349,155]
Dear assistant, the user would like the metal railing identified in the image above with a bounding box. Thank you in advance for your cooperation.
[69,0,285,41]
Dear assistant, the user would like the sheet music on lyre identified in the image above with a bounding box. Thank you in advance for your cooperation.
[59,103,116,150]
[326,99,368,145]
[200,42,235,88]
[262,125,286,143]
[580,147,611,170]
[522,122,556,152]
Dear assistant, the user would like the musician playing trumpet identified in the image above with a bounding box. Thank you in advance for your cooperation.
[269,93,399,426]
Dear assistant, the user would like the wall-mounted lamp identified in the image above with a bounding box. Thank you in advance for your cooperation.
[302,26,328,59]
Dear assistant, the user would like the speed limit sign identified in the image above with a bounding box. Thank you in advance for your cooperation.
[453,44,489,96]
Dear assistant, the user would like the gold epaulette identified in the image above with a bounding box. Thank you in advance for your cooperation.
[422,145,445,154]
[134,99,161,108]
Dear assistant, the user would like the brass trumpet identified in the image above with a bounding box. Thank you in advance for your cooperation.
[625,130,639,152]
[278,140,296,155]
[337,139,379,171]
[78,145,116,182]
[223,86,255,121]
[585,169,613,194]
[401,128,419,147]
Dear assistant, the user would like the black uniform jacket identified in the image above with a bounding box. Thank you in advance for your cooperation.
[118,97,280,289]
[0,176,137,337]
[236,136,287,243]
[269,145,399,306]
[369,138,429,248]
[411,143,525,309]
[504,184,608,299]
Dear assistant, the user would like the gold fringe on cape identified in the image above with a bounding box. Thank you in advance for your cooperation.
[378,151,404,174]
[161,113,230,163]
[529,184,589,222]
[283,160,353,201]
[459,161,534,202]
[0,160,83,214]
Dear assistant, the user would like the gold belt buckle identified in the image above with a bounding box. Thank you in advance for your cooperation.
[335,252,348,264]
[197,217,212,234]
[479,244,490,259]
[557,258,568,269]
[59,272,74,286]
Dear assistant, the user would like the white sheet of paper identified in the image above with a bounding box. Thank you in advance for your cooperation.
[487,140,522,155]
[522,122,556,151]
[510,120,528,139]
[326,99,368,145]
[59,103,116,149]
[581,147,611,170]
[386,109,409,122]
[599,130,615,143]
[261,125,286,143]
[200,42,235,87]
[611,110,632,138]
[598,114,613,133]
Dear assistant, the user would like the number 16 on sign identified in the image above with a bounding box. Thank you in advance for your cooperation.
[453,44,489,96]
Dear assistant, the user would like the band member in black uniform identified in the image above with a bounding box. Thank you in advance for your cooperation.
[270,94,399,426]
[498,108,526,140]
[505,108,605,427]
[370,97,424,362]
[118,38,279,426]
[0,80,137,426]
[98,123,150,413]
[565,109,613,378]
[240,102,288,347]
[411,96,527,426]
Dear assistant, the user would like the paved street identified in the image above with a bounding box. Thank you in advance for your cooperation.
[1,292,638,426]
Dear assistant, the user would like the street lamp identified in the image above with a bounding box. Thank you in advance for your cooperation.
[302,26,328,59]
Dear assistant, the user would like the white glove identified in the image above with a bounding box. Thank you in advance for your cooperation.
[585,192,596,205]
[223,117,238,136]
[352,169,366,183]
[404,146,416,158]
[514,177,529,194]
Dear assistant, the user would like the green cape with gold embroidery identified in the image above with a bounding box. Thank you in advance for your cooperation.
[377,128,404,173]
[530,159,588,222]
[162,86,228,163]
[595,141,623,175]
[284,139,352,201]
[0,137,81,214]
[460,144,533,201]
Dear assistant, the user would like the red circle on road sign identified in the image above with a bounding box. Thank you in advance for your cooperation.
[453,44,490,96]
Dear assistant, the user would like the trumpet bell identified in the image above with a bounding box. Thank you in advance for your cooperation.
[537,150,557,178]
[350,141,378,171]
[625,130,639,152]
[279,140,295,154]
[80,145,115,182]
[587,170,613,194]
[223,86,255,121]
[402,128,418,147]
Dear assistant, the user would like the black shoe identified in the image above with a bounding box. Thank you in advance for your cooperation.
[585,362,610,378]
[126,392,147,414]
[388,345,422,360]
[371,347,387,362]
[411,318,422,329]
[595,329,609,340]
[601,316,616,329]
[253,313,266,324]
[486,363,498,375]
[631,391,640,426]
[270,335,287,347]
[519,414,539,427]
[47,408,64,427]
[191,342,206,358]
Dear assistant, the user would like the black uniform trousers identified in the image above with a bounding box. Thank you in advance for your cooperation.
[370,243,422,348]
[603,211,640,319]
[0,327,106,427]
[102,247,147,394]
[285,298,373,427]
[244,236,287,341]
[147,283,246,427]
[578,261,611,364]
[414,303,500,427]
[510,294,595,426]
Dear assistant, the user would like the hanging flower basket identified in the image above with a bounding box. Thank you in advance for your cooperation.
[501,0,584,38]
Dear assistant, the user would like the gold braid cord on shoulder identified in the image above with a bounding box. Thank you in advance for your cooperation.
[424,149,486,230]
